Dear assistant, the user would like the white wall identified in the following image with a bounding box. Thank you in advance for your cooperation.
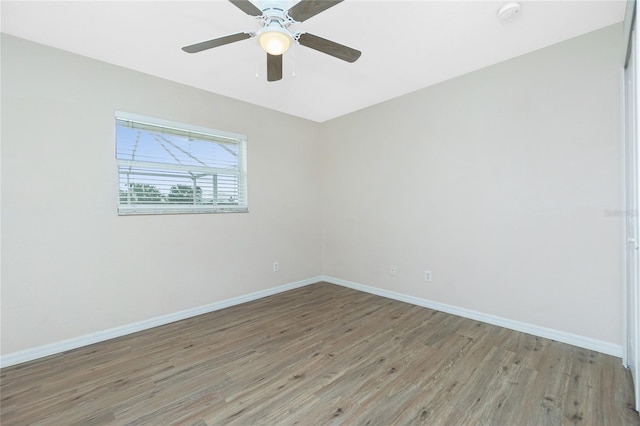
[1,22,625,358]
[321,24,624,345]
[1,34,323,355]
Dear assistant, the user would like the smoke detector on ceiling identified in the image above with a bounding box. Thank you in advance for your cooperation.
[498,2,521,20]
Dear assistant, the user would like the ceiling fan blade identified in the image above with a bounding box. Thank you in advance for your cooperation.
[297,33,361,63]
[287,0,343,22]
[182,33,251,53]
[229,0,263,16]
[267,53,283,82]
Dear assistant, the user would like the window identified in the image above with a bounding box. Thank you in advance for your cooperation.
[116,112,248,215]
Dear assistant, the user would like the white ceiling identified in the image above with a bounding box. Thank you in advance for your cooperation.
[1,0,626,122]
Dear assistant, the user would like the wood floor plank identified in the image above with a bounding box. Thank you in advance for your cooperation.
[1,282,638,425]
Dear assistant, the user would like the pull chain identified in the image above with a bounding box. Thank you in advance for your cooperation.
[291,47,296,77]
[255,54,260,79]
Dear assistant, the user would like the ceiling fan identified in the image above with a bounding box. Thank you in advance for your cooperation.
[181,0,361,82]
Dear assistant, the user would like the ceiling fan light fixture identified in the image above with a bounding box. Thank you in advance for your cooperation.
[181,0,361,82]
[258,27,292,55]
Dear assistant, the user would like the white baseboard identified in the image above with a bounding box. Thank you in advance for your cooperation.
[320,275,623,358]
[0,276,322,369]
[1,274,622,368]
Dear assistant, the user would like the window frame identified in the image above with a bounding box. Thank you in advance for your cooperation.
[115,111,248,216]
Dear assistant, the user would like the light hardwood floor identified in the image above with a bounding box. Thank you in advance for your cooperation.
[1,282,638,425]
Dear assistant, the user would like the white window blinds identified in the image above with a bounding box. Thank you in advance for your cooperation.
[116,112,248,215]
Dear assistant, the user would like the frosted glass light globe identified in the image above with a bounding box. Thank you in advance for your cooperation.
[258,28,291,55]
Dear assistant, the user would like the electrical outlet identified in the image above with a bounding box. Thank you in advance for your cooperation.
[424,270,432,282]
[273,261,279,272]
[390,265,397,276]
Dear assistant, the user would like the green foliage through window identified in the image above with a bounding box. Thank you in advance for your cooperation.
[167,185,203,204]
